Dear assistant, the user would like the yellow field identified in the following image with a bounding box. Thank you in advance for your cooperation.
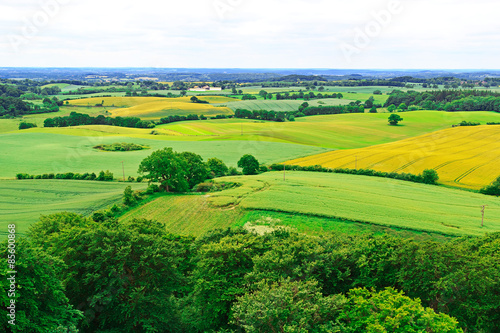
[67,96,235,119]
[287,125,500,190]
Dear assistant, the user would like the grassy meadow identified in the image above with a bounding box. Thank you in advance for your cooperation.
[121,171,500,237]
[0,132,329,178]
[288,125,500,190]
[0,180,146,236]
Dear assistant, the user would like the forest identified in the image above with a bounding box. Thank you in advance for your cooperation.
[2,212,498,332]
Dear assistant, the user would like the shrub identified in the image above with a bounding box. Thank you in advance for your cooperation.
[480,176,500,196]
[146,184,160,194]
[19,122,37,130]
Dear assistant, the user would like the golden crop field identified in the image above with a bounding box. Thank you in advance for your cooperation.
[287,125,500,190]
[67,96,235,119]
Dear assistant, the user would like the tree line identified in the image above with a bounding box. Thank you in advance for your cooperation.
[3,212,498,332]
[384,89,500,112]
[43,111,155,129]
[270,164,439,185]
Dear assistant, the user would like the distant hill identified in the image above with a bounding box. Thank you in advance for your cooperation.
[271,74,328,82]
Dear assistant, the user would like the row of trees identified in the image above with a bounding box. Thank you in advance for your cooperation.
[16,170,114,181]
[4,213,499,332]
[384,89,500,112]
[269,164,438,185]
[43,112,155,129]
[0,96,60,118]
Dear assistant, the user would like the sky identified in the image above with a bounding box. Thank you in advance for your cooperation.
[0,0,499,69]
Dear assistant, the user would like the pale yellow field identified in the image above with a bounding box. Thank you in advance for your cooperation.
[67,96,235,120]
[287,125,500,190]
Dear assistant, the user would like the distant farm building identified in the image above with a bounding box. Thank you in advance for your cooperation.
[189,85,222,91]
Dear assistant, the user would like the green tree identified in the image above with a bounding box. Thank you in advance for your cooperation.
[369,106,377,113]
[29,215,192,332]
[339,288,463,332]
[398,102,408,110]
[259,90,268,99]
[178,151,209,188]
[480,175,500,196]
[138,148,189,192]
[387,104,396,112]
[180,90,187,97]
[299,102,309,112]
[123,185,136,206]
[0,238,82,332]
[388,114,403,125]
[421,169,439,184]
[365,96,375,108]
[237,154,260,175]
[190,96,199,103]
[232,280,345,333]
[207,157,229,178]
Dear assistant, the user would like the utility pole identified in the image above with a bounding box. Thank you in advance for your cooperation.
[481,205,488,227]
[121,161,125,181]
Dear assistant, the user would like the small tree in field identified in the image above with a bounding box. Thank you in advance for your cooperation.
[207,158,229,178]
[123,186,136,206]
[388,114,403,125]
[422,169,439,184]
[237,154,260,175]
[138,148,188,192]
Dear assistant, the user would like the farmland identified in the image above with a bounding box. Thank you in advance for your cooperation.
[122,171,500,237]
[288,125,500,189]
[0,132,329,178]
[217,98,352,112]
[67,96,235,119]
[0,180,146,236]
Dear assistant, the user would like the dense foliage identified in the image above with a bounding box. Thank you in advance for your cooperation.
[384,89,500,112]
[16,170,114,181]
[43,112,155,129]
[269,164,440,185]
[6,212,500,332]
[93,142,149,151]
[480,175,500,196]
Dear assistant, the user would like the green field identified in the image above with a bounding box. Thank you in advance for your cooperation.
[0,132,329,178]
[216,98,352,112]
[121,171,500,237]
[158,111,500,148]
[0,180,146,236]
[210,172,500,236]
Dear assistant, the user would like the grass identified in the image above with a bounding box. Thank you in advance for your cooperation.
[287,125,500,190]
[0,132,329,178]
[121,171,500,237]
[205,172,500,236]
[120,194,246,235]
[0,180,146,237]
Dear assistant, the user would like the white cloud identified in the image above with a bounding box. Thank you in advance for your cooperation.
[0,0,498,68]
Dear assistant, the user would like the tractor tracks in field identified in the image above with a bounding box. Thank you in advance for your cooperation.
[217,180,271,211]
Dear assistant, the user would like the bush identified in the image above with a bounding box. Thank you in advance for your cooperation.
[146,184,160,194]
[228,167,241,176]
[19,122,37,130]
[480,176,500,196]
[422,169,439,184]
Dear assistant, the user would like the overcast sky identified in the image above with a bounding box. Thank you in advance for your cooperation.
[0,0,498,69]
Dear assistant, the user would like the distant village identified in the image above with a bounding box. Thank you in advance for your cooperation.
[188,85,223,92]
